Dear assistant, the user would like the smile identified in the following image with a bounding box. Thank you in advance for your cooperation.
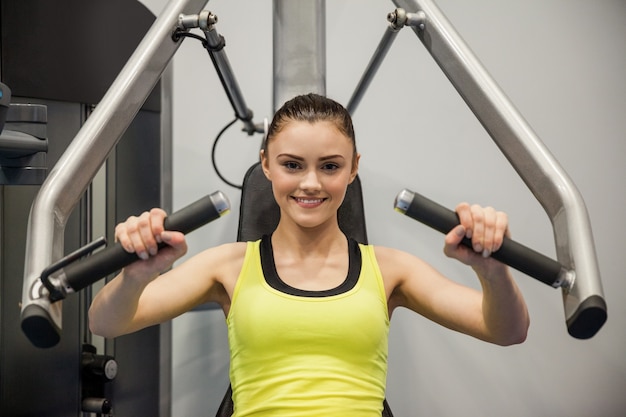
[293,197,325,205]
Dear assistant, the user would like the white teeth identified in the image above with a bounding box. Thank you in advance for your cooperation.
[296,198,322,204]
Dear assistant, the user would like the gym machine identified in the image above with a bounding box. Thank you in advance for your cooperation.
[1,0,607,415]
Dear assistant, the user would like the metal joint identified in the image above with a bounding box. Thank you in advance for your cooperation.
[388,8,425,31]
[39,237,107,302]
[554,269,576,291]
[198,10,218,31]
[176,10,217,31]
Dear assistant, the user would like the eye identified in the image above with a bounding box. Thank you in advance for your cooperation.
[283,161,301,171]
[321,162,340,172]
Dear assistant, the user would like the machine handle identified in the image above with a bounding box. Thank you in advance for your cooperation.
[49,191,230,301]
[394,189,568,288]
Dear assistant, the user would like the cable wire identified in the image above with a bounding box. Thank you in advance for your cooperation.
[175,30,250,190]
[211,117,243,189]
[172,30,208,48]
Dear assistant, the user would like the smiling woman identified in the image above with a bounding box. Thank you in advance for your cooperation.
[261,117,359,233]
[259,95,360,242]
[89,93,528,416]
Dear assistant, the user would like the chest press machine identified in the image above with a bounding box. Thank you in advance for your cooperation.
[17,0,606,415]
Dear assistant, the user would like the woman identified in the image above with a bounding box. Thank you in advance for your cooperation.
[89,93,529,416]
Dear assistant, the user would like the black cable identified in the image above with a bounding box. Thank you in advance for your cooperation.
[172,30,208,48]
[211,117,243,189]
[174,29,249,190]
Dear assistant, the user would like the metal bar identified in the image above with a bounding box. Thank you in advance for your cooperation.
[347,8,423,115]
[202,19,257,134]
[347,21,400,115]
[273,0,326,111]
[158,61,174,417]
[391,0,605,337]
[20,0,208,347]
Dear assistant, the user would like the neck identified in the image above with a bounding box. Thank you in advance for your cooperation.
[272,221,346,258]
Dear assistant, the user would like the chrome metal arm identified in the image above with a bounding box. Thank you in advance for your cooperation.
[391,0,606,338]
[20,0,208,348]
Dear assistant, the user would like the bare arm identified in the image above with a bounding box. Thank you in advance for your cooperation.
[383,203,529,346]
[88,208,241,338]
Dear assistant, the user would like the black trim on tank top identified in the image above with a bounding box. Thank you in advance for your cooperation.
[260,234,362,297]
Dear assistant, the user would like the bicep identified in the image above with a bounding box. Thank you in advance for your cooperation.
[133,244,241,329]
[379,247,485,337]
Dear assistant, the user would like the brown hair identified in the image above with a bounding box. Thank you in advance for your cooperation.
[263,93,356,159]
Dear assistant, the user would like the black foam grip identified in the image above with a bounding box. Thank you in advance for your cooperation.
[401,190,564,287]
[62,193,224,293]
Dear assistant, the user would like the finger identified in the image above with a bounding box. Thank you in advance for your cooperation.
[136,211,160,258]
[493,210,509,252]
[480,206,497,257]
[455,202,473,239]
[445,224,466,247]
[115,219,136,253]
[122,212,151,260]
[161,231,188,255]
[123,215,147,260]
[443,225,461,258]
[149,208,167,243]
[469,204,486,254]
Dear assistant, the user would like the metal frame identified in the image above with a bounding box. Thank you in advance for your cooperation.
[385,0,605,335]
[20,0,208,342]
[21,0,606,350]
[273,0,326,110]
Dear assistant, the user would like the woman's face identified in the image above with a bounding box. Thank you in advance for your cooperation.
[261,120,359,230]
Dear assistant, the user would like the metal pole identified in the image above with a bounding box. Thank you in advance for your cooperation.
[346,9,422,115]
[20,0,208,348]
[391,0,605,338]
[273,0,326,111]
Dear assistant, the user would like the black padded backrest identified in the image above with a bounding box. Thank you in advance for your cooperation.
[236,161,368,244]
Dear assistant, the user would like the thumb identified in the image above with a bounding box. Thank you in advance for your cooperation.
[443,225,471,263]
[445,225,466,246]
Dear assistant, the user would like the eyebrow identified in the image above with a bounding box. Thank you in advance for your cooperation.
[276,153,346,161]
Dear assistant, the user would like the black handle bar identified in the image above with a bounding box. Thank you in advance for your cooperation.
[394,189,568,288]
[46,191,230,302]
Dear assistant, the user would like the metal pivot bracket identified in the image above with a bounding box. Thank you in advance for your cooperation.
[387,7,426,30]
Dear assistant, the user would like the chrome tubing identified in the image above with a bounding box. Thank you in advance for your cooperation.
[391,0,605,338]
[347,8,424,115]
[273,0,326,111]
[20,0,209,348]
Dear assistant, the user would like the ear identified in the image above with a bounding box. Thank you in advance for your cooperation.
[260,149,271,180]
[348,152,360,184]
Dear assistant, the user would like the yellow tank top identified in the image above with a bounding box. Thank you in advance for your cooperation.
[227,236,389,417]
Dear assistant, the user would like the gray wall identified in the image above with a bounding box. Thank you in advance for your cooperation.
[141,1,626,416]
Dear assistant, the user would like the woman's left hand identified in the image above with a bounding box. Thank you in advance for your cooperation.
[443,202,509,271]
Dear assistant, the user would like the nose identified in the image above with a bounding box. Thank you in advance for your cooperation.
[300,168,322,192]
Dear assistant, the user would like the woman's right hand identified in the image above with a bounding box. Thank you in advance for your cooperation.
[114,208,188,283]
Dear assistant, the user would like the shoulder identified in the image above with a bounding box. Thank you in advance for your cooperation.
[372,245,430,275]
[172,241,248,283]
[211,240,249,257]
[195,241,249,271]
[371,245,426,288]
[372,245,448,311]
[171,241,249,308]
